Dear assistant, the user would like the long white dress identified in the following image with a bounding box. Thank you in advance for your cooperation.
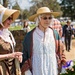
[32,27,58,75]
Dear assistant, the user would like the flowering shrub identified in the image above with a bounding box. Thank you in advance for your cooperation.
[60,60,75,75]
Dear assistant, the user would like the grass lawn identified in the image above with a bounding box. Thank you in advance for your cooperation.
[9,24,36,31]
[9,25,22,31]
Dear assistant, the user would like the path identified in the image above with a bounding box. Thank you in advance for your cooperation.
[64,39,75,61]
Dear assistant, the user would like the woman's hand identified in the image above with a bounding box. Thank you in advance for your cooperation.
[11,52,23,62]
[0,52,23,61]
[18,55,22,63]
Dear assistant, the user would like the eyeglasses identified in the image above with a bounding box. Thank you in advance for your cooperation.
[42,17,52,20]
[7,17,13,20]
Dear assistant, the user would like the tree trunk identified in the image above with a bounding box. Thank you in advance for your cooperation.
[3,0,8,7]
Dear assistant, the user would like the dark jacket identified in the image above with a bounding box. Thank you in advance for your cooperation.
[63,25,73,37]
[21,27,63,74]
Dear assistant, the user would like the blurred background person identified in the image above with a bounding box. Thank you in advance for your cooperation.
[62,20,73,52]
[23,20,30,33]
[50,15,62,38]
[49,15,66,54]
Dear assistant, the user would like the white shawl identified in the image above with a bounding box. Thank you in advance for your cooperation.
[0,29,16,52]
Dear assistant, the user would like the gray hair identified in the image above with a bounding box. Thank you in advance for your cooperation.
[34,15,42,26]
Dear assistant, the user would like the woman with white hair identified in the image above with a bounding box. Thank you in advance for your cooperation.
[0,4,22,75]
[21,7,66,75]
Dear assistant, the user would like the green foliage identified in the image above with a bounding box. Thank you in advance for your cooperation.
[3,0,8,7]
[12,3,21,10]
[23,9,30,19]
[29,0,62,18]
[31,0,61,12]
[60,0,75,20]
[4,0,62,20]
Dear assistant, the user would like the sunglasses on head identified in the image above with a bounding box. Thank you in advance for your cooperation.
[7,17,13,20]
[42,17,52,20]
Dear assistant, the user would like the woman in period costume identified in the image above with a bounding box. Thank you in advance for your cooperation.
[0,4,22,75]
[21,7,66,75]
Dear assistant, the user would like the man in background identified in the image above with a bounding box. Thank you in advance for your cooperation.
[62,20,73,51]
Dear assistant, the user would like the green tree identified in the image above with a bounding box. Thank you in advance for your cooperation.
[3,0,8,7]
[60,0,75,20]
[29,0,62,17]
[23,9,30,19]
[12,2,21,10]
[12,2,21,19]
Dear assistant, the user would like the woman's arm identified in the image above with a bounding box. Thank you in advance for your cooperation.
[0,52,22,62]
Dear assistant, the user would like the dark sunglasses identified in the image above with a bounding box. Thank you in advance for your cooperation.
[42,17,52,20]
[7,17,13,20]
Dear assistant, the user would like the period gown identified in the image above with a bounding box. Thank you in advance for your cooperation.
[0,29,16,75]
[21,27,60,75]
